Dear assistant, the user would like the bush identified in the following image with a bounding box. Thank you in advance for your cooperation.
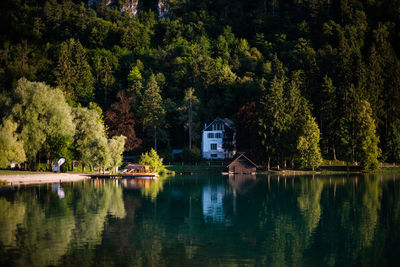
[174,146,202,164]
[139,148,169,175]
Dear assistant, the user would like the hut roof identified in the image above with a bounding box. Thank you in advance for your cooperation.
[125,164,150,170]
[227,153,257,168]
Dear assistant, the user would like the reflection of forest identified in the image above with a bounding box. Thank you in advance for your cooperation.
[95,175,400,266]
[0,180,126,266]
[0,175,399,266]
[121,176,171,201]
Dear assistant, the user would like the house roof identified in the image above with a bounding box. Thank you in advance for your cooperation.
[125,164,150,170]
[227,153,257,168]
[204,117,236,132]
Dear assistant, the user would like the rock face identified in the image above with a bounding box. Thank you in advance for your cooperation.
[88,0,113,8]
[88,0,169,18]
[120,0,139,17]
[88,0,139,18]
[157,0,170,19]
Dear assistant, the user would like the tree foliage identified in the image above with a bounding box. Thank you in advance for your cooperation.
[0,118,26,168]
[9,78,75,165]
[356,100,381,170]
[105,90,141,151]
[72,106,109,171]
[297,115,323,170]
[138,148,168,175]
[1,0,400,169]
[107,135,126,173]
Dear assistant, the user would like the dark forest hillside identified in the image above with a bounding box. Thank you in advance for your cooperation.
[1,0,400,169]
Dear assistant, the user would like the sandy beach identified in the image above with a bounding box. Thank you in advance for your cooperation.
[0,173,90,185]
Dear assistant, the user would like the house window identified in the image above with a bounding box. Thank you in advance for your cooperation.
[211,154,217,158]
[210,143,217,150]
[207,133,214,138]
[213,123,223,131]
[215,133,222,138]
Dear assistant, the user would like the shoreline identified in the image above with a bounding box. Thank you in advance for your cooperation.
[0,173,91,185]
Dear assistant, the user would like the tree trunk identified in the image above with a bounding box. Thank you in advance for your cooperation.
[154,125,157,151]
[333,143,337,161]
[189,96,192,151]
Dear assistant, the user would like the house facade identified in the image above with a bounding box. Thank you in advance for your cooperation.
[202,118,236,159]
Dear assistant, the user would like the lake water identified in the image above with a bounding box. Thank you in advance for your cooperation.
[0,174,400,266]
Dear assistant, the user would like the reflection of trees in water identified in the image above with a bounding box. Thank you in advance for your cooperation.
[0,180,126,267]
[141,179,165,200]
[307,175,384,266]
[257,177,324,266]
[297,178,324,237]
[0,190,75,267]
[71,181,126,248]
[0,198,25,247]
[0,175,399,266]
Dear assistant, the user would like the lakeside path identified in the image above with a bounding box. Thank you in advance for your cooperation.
[0,173,90,185]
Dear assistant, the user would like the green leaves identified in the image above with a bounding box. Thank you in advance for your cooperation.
[54,38,94,105]
[297,115,322,170]
[0,118,26,168]
[139,148,167,175]
[11,78,75,163]
[356,100,381,170]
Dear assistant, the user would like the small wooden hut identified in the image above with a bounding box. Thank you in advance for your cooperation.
[227,154,257,174]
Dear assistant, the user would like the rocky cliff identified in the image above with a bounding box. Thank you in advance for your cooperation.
[88,0,170,18]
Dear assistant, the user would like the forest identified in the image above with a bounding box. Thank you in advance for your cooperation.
[1,0,400,170]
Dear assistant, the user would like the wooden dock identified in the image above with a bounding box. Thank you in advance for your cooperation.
[88,172,158,180]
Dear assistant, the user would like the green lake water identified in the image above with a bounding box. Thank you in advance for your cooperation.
[1,174,400,266]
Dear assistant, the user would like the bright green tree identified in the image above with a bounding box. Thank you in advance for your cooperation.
[356,100,381,170]
[107,135,126,173]
[297,114,323,171]
[0,118,26,168]
[72,106,109,172]
[138,148,167,175]
[10,78,75,168]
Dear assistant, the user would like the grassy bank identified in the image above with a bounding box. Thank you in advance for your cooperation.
[166,164,224,175]
[166,163,400,176]
[0,170,51,175]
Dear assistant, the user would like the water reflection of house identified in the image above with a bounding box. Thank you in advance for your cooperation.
[228,175,257,195]
[202,185,226,223]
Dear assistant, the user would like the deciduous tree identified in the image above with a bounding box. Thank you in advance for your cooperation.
[105,90,141,151]
[0,118,26,168]
[297,115,322,171]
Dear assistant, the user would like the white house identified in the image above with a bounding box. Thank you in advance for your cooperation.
[202,118,236,159]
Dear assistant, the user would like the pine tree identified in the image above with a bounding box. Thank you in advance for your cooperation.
[259,75,288,168]
[139,74,165,151]
[179,87,200,151]
[54,38,94,105]
[320,75,338,160]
